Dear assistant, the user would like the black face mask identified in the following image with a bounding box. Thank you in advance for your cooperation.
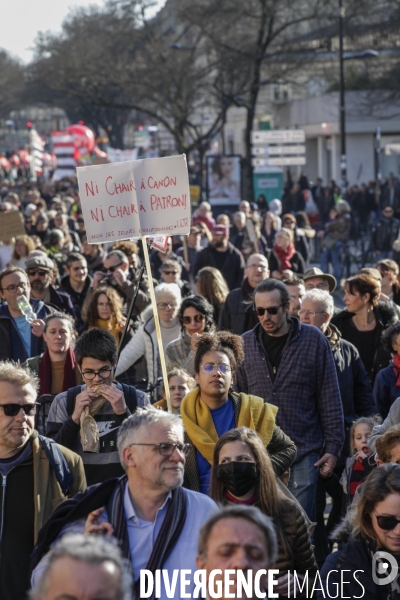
[217,461,258,497]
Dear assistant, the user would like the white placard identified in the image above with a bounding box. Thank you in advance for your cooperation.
[77,155,190,243]
[252,157,306,167]
[252,145,306,156]
[251,130,305,144]
[107,147,139,163]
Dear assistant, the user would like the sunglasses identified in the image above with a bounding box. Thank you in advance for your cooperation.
[0,403,39,416]
[253,300,288,316]
[163,271,178,275]
[374,513,400,531]
[128,442,191,457]
[103,262,123,273]
[182,314,205,325]
[27,269,49,277]
[201,362,231,374]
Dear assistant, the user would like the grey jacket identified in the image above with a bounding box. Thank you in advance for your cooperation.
[369,396,400,452]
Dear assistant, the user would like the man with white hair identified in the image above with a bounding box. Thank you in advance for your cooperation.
[30,534,132,600]
[219,254,269,334]
[299,288,375,564]
[31,407,217,600]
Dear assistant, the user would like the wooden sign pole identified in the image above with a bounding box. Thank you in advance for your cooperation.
[141,238,172,412]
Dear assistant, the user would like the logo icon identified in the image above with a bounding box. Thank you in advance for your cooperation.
[372,551,398,585]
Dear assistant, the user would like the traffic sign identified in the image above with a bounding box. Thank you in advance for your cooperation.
[252,157,306,167]
[251,130,305,144]
[252,145,306,156]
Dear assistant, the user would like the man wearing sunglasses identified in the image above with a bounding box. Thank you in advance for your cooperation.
[236,278,344,521]
[31,407,217,600]
[0,266,54,362]
[46,328,149,486]
[0,361,86,600]
[26,255,75,317]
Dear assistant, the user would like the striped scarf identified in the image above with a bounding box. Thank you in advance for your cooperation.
[107,477,187,599]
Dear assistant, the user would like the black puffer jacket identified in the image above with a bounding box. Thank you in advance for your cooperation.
[331,301,398,383]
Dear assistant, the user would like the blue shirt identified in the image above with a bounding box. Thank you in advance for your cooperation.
[14,315,31,356]
[196,397,236,494]
[31,485,217,597]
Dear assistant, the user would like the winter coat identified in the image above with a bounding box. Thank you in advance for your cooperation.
[324,213,351,243]
[369,396,400,452]
[268,249,306,276]
[0,300,54,362]
[165,331,195,376]
[218,285,254,335]
[317,517,392,600]
[0,431,85,600]
[193,242,245,291]
[373,362,400,419]
[326,324,375,462]
[331,301,399,383]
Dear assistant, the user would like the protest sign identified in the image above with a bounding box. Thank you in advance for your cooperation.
[77,154,191,243]
[0,211,25,242]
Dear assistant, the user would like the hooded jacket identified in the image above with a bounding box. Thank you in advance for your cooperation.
[0,299,54,362]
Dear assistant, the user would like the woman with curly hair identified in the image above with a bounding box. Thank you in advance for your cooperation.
[82,287,125,347]
[165,295,215,376]
[9,235,36,269]
[195,266,229,324]
[180,330,297,494]
[210,427,317,598]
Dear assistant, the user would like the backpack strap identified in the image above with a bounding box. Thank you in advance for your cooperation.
[38,435,73,496]
[66,385,83,416]
[118,382,138,413]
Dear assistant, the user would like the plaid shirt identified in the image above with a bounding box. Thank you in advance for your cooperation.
[236,320,344,462]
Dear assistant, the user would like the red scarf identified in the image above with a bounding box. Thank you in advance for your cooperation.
[273,242,296,271]
[393,354,400,387]
[225,490,257,505]
[38,347,77,395]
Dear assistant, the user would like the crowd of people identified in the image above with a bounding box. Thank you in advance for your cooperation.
[2,171,400,599]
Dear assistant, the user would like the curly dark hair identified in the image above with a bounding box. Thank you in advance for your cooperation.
[194,331,244,378]
[179,296,215,333]
[381,321,400,355]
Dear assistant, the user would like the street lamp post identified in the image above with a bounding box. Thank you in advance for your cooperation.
[339,0,347,194]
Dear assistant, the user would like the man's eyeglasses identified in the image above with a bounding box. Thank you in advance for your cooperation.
[103,262,123,273]
[157,302,177,310]
[80,368,113,381]
[1,282,28,293]
[253,300,288,316]
[299,310,326,317]
[182,314,205,325]
[0,403,39,417]
[27,269,49,277]
[374,513,400,531]
[163,271,179,276]
[128,442,191,457]
[201,362,231,375]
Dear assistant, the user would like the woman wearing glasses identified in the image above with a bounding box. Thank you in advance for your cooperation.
[115,283,181,399]
[180,331,296,494]
[268,228,306,280]
[166,295,215,376]
[318,464,400,599]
